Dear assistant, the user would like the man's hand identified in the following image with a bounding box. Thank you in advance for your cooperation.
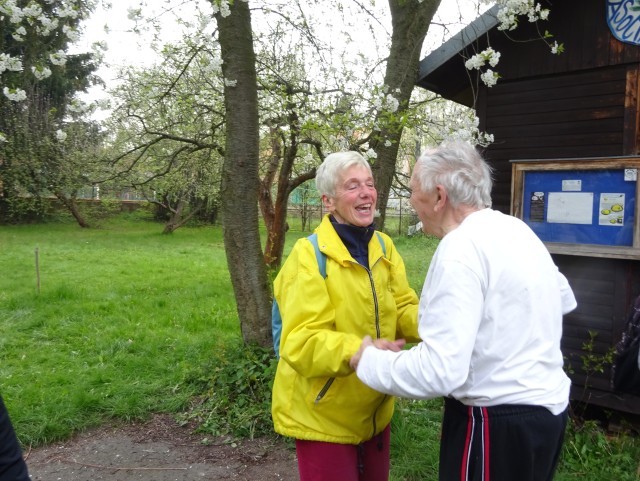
[349,335,406,371]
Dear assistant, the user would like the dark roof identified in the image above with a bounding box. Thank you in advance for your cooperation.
[417,5,499,106]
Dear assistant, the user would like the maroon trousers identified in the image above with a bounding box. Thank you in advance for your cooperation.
[295,424,391,481]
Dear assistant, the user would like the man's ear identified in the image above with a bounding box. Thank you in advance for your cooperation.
[434,185,447,211]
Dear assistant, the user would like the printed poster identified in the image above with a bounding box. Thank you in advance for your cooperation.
[599,193,625,226]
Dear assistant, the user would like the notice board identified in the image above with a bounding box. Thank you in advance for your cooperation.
[511,158,640,258]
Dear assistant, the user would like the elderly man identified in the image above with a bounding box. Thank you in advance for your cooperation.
[350,140,577,481]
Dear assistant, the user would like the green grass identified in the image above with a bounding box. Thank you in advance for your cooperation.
[1,213,639,481]
[0,213,238,445]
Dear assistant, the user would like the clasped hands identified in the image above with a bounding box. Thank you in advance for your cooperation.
[349,335,406,371]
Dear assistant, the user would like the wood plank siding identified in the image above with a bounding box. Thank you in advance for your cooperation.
[418,0,640,413]
[483,66,629,213]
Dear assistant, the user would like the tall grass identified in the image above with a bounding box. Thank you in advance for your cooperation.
[0,213,238,445]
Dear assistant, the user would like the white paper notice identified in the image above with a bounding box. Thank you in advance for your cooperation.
[562,179,582,191]
[547,192,594,224]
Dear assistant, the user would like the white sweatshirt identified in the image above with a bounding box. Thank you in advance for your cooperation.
[356,209,577,415]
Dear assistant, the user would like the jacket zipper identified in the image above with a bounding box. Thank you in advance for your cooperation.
[367,266,381,339]
[313,262,380,405]
[365,257,385,436]
[314,377,335,404]
[371,394,387,438]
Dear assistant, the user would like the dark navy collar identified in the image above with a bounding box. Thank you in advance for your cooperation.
[329,215,376,267]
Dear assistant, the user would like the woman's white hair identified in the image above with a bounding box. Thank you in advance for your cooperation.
[316,151,372,197]
[414,140,493,209]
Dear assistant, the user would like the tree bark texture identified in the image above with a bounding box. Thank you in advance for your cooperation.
[372,0,441,230]
[214,1,272,347]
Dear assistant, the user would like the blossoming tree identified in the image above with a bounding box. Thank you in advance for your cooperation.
[0,0,101,223]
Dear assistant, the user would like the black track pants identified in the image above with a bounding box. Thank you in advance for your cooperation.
[439,397,568,481]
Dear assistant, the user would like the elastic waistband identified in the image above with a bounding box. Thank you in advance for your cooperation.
[444,397,559,418]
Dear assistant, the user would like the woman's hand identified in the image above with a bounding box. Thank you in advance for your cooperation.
[349,335,406,370]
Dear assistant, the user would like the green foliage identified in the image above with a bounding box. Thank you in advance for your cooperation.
[389,399,442,481]
[581,330,615,377]
[178,342,278,440]
[557,418,640,481]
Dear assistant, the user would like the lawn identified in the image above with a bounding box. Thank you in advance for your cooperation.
[1,213,638,480]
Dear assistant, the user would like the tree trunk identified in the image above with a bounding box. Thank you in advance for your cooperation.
[54,192,90,228]
[258,125,316,270]
[215,1,272,347]
[372,0,441,230]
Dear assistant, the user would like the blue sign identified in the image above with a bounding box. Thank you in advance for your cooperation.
[607,0,640,45]
[522,169,636,247]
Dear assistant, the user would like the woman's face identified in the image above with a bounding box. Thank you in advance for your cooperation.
[323,165,377,227]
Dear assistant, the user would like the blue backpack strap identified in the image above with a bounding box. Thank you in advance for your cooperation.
[272,300,282,357]
[375,232,387,257]
[307,233,327,278]
[273,233,326,359]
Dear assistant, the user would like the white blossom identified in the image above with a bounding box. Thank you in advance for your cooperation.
[49,50,67,66]
[480,69,499,87]
[63,25,80,42]
[384,94,399,113]
[67,98,88,113]
[364,148,377,159]
[0,54,23,73]
[31,65,52,80]
[212,0,231,18]
[55,129,67,142]
[3,87,27,102]
[56,4,79,19]
[11,26,26,41]
[37,14,59,35]
[490,0,550,31]
[0,132,6,143]
[465,48,500,71]
[465,55,485,70]
[220,2,231,17]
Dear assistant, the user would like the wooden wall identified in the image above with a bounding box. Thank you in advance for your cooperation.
[418,0,640,413]
[482,65,631,214]
[474,1,640,413]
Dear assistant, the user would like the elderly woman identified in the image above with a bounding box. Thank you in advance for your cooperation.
[351,140,577,481]
[271,151,420,481]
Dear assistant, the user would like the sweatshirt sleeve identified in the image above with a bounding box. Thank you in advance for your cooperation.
[276,239,361,378]
[557,271,577,315]
[356,258,483,399]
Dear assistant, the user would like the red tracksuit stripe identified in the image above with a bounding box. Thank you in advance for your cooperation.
[482,407,490,481]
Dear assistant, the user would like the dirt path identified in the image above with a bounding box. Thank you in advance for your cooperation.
[24,414,298,481]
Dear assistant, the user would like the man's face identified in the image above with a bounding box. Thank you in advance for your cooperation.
[409,167,441,237]
[323,165,377,227]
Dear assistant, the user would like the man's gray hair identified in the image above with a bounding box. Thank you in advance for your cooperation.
[414,140,493,209]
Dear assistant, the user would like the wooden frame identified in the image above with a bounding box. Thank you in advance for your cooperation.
[511,156,640,259]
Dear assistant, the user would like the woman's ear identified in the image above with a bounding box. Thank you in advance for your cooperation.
[322,194,334,211]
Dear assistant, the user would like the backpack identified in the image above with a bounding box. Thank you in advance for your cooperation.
[611,293,640,395]
[272,231,386,358]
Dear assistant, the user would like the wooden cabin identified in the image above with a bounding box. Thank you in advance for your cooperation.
[417,0,640,415]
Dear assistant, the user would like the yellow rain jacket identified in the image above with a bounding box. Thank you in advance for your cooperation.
[271,215,420,444]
